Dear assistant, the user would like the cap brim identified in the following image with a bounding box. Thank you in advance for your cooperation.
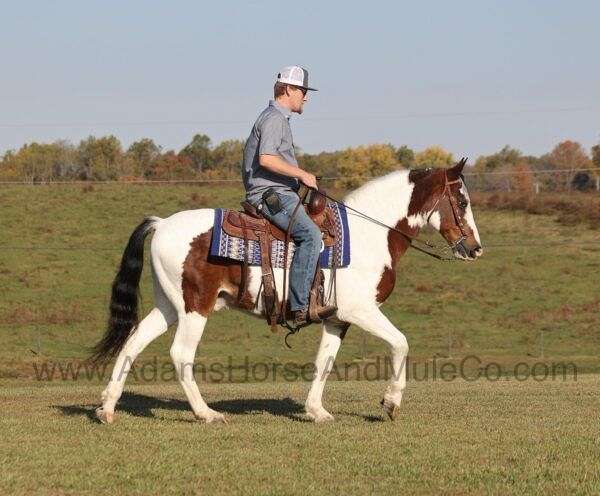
[305,87,318,91]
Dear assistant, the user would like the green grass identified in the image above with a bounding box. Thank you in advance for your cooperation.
[0,183,599,382]
[1,377,599,495]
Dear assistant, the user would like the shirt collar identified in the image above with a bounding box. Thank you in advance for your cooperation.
[269,100,292,120]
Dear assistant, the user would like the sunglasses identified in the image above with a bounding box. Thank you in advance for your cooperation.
[292,86,308,96]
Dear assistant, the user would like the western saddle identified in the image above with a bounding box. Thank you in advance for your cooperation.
[220,187,338,332]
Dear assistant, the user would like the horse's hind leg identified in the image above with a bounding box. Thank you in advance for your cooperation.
[96,300,177,424]
[170,311,226,423]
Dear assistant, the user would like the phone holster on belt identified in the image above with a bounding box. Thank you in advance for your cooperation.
[261,188,282,215]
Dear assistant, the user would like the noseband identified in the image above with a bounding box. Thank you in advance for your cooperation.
[427,171,469,250]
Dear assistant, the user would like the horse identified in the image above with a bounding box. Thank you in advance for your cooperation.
[92,159,482,424]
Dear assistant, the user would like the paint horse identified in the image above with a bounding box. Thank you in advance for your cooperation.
[93,159,482,424]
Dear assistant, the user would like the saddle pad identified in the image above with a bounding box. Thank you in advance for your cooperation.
[209,203,350,269]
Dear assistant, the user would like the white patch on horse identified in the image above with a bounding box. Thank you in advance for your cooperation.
[428,211,441,231]
[151,209,214,313]
[407,212,429,229]
[459,181,482,247]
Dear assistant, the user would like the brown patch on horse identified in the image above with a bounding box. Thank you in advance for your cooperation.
[376,169,446,304]
[376,220,412,303]
[181,229,253,316]
[408,168,446,216]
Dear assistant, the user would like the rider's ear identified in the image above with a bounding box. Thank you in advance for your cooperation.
[448,157,467,180]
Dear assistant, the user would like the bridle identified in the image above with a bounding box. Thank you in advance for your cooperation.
[426,169,469,252]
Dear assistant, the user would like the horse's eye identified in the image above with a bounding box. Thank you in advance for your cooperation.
[459,201,468,209]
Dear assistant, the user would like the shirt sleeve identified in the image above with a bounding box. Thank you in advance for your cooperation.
[258,114,284,156]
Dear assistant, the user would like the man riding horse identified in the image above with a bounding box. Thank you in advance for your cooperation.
[242,66,336,328]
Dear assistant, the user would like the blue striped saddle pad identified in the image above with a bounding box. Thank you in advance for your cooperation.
[209,203,350,269]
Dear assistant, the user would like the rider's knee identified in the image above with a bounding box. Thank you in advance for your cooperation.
[295,220,322,246]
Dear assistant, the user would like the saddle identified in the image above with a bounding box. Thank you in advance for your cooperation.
[221,188,338,331]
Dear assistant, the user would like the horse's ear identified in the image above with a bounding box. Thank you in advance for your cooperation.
[448,157,467,180]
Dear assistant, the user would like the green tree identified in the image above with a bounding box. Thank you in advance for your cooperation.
[475,145,521,172]
[211,139,243,177]
[78,135,122,180]
[396,145,415,168]
[127,138,162,178]
[180,134,212,173]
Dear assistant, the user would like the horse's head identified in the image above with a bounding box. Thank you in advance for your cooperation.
[427,159,483,260]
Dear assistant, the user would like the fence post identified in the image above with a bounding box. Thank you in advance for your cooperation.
[534,182,540,195]
[596,176,600,192]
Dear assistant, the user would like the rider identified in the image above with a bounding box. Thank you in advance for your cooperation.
[242,66,337,327]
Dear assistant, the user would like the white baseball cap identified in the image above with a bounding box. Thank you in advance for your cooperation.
[276,66,318,91]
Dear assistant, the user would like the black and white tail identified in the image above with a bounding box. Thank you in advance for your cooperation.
[90,216,161,363]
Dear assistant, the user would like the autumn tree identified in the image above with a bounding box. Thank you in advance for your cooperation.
[336,144,400,188]
[592,143,600,168]
[547,140,591,190]
[414,146,454,169]
[151,151,193,179]
[0,141,77,182]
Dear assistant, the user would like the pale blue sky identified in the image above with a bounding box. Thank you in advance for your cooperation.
[1,0,599,158]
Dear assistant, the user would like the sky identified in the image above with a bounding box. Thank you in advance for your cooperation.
[1,0,599,159]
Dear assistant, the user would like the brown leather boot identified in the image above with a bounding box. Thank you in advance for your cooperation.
[292,308,310,328]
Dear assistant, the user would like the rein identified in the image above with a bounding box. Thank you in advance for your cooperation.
[312,170,466,262]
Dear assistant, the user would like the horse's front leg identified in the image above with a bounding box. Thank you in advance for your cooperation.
[346,307,409,420]
[305,320,349,423]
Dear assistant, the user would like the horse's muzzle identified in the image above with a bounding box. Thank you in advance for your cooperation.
[453,240,483,260]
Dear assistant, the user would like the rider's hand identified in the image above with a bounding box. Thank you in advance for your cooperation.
[301,171,318,190]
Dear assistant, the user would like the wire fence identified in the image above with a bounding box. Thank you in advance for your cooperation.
[1,167,600,192]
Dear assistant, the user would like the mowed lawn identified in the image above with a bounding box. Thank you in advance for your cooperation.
[2,377,599,495]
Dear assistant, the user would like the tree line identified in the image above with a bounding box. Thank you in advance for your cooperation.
[1,133,599,191]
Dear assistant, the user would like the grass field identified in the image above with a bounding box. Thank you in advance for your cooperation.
[0,183,599,380]
[2,377,599,495]
[1,183,599,494]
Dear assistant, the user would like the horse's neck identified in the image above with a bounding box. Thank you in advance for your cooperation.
[343,170,427,269]
[344,170,423,230]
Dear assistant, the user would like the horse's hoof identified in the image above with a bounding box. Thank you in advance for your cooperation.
[96,407,115,424]
[380,398,399,421]
[306,407,335,423]
[197,411,228,424]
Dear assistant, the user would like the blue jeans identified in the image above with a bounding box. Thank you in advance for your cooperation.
[259,192,322,312]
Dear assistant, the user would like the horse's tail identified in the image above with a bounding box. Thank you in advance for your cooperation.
[90,216,162,363]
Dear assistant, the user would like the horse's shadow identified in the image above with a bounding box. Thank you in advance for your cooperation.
[55,391,308,422]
